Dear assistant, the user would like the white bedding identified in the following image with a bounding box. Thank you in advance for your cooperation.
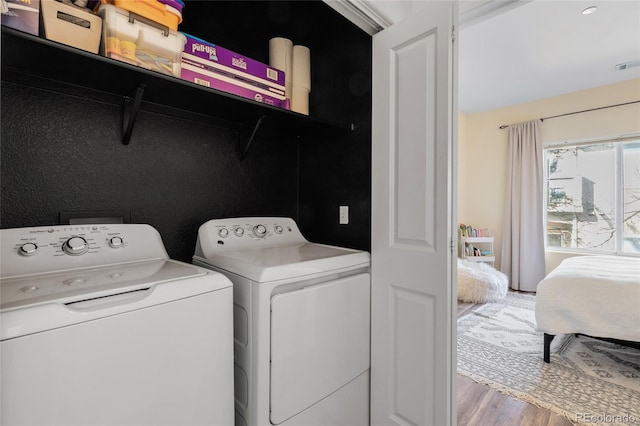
[535,255,640,342]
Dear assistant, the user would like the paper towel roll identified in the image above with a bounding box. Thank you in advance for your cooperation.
[292,45,310,91]
[269,37,293,98]
[291,86,309,115]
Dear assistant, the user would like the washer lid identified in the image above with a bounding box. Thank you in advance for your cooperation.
[195,242,370,282]
[1,260,231,340]
[0,259,229,312]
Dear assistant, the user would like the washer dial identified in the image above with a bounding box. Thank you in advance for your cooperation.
[63,236,89,256]
[274,225,283,234]
[218,228,229,238]
[234,227,245,237]
[19,242,38,256]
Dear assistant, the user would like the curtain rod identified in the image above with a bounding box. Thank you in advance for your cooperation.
[498,100,640,129]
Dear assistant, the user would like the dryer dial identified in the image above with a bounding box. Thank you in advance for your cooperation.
[109,237,124,248]
[253,225,267,238]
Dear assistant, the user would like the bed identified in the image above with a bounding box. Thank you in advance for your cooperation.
[535,255,640,363]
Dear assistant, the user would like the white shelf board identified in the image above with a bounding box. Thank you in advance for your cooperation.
[463,256,495,262]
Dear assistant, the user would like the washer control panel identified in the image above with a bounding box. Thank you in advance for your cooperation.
[1,224,168,279]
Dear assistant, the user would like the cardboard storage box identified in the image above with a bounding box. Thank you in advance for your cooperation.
[181,34,287,108]
[97,3,186,77]
[41,0,102,53]
[1,0,40,36]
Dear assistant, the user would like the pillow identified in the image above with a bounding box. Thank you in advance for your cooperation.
[457,258,508,303]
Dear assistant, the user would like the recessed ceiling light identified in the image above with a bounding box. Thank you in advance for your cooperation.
[582,6,597,15]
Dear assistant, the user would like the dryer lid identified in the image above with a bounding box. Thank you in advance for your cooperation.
[270,273,370,424]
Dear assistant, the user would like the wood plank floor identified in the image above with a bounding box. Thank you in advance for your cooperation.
[456,300,574,426]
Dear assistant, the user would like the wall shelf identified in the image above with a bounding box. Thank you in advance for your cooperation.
[1,27,353,157]
[459,236,495,266]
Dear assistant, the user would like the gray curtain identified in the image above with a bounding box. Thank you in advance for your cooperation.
[500,119,546,292]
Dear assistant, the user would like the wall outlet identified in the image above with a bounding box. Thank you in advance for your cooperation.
[339,205,349,225]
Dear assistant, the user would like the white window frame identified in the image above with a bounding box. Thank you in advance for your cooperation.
[543,133,640,257]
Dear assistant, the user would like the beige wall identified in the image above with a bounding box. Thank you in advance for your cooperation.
[458,78,640,274]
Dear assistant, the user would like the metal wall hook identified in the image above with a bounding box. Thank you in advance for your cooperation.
[239,115,267,160]
[122,84,146,145]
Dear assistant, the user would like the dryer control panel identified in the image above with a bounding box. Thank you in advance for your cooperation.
[200,217,303,245]
[193,217,371,283]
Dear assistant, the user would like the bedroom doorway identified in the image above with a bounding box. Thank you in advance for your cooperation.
[456,0,640,423]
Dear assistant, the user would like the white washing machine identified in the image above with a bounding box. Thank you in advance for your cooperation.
[192,217,371,426]
[1,224,234,426]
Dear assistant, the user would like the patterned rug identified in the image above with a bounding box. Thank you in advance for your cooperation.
[457,292,640,425]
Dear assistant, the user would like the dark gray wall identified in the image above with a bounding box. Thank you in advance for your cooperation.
[180,1,372,251]
[1,0,371,261]
[1,82,299,262]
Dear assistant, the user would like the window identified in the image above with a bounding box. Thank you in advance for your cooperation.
[544,138,640,255]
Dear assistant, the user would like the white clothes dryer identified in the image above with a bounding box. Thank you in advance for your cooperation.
[193,217,371,426]
[1,224,234,426]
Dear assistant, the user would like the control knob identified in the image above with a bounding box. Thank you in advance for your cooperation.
[63,236,89,256]
[218,228,229,238]
[234,227,245,237]
[274,225,283,234]
[109,236,124,248]
[19,243,38,256]
[253,224,267,238]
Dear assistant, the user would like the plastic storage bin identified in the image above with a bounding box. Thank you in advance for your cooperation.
[97,3,186,77]
[41,0,102,53]
[98,0,181,30]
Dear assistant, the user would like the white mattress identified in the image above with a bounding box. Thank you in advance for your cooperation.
[535,255,640,342]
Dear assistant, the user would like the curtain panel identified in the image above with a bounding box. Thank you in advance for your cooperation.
[500,119,546,292]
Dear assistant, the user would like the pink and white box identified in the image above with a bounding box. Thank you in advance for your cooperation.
[181,33,287,108]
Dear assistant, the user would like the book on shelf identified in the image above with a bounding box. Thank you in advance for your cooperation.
[459,224,492,238]
[463,242,493,257]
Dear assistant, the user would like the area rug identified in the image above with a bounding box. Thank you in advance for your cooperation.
[457,292,640,425]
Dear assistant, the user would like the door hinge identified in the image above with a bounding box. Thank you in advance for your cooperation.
[451,25,456,42]
[450,238,455,253]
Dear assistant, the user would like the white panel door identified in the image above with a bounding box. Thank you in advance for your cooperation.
[371,2,457,425]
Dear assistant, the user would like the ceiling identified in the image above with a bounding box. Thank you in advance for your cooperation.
[458,0,640,113]
[326,0,640,114]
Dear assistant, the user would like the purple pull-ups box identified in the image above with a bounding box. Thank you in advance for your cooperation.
[181,33,287,108]
[1,0,40,36]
